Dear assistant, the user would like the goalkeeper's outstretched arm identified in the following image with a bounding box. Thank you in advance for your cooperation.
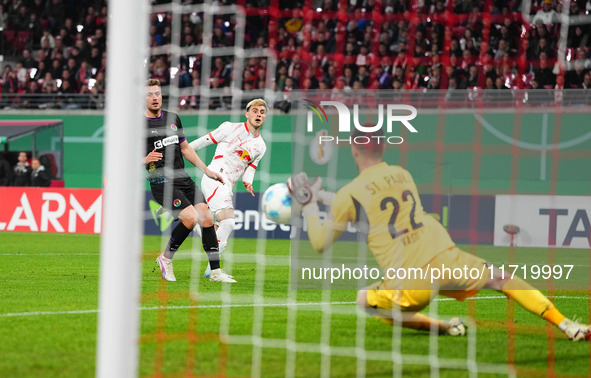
[305,212,344,253]
[304,189,341,252]
[318,190,335,206]
[288,173,344,253]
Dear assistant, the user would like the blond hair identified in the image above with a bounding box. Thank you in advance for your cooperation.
[246,98,267,111]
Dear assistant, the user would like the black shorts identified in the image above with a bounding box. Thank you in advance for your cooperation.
[150,177,206,217]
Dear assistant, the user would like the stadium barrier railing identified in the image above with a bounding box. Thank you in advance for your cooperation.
[2,89,591,111]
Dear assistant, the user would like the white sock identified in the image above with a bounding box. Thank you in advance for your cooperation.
[216,218,235,254]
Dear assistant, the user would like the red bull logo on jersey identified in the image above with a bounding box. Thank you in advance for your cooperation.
[234,148,252,162]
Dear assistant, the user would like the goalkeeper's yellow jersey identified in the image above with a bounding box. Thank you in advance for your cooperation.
[326,162,454,272]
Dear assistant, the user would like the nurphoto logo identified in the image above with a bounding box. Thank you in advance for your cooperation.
[304,99,418,146]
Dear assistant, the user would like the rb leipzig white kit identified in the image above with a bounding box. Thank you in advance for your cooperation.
[190,121,266,216]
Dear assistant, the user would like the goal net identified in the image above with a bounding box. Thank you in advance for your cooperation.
[98,0,591,377]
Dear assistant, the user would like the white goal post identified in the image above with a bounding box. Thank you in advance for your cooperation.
[96,0,149,377]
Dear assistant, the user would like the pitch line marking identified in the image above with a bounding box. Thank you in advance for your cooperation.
[0,253,100,256]
[0,296,586,318]
[474,113,591,151]
[0,301,354,318]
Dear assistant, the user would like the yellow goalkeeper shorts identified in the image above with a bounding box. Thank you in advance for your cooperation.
[365,247,489,312]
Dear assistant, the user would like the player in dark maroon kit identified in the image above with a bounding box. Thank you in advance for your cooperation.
[144,78,235,283]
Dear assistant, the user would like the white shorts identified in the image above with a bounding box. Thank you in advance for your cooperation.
[201,174,234,215]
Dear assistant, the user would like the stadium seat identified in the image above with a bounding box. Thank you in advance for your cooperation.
[453,26,466,39]
[14,31,30,54]
[3,30,15,53]
[40,19,50,31]
[49,180,65,188]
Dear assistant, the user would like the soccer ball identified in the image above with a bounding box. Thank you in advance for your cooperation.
[262,183,292,224]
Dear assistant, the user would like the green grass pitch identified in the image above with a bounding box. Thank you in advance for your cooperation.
[1,232,590,377]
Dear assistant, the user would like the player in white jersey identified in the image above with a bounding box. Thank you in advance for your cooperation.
[189,99,268,279]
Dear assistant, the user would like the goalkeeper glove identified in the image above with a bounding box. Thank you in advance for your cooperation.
[318,190,335,206]
[287,173,322,216]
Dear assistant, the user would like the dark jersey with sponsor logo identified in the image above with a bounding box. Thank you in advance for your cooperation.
[145,110,190,182]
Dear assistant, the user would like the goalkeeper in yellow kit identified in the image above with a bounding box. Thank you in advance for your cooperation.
[289,128,590,340]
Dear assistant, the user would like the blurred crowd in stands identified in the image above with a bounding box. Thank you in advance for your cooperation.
[1,0,591,110]
[0,0,106,109]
